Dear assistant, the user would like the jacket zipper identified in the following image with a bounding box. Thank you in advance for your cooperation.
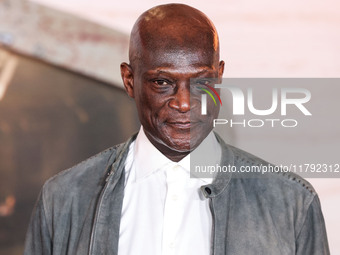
[209,198,216,255]
[88,170,114,254]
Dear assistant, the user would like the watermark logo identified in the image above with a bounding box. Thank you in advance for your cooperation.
[209,86,311,116]
[194,78,313,128]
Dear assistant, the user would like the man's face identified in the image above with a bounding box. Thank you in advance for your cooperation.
[125,46,224,156]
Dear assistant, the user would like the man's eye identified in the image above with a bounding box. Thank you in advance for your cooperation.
[196,79,211,86]
[154,80,169,86]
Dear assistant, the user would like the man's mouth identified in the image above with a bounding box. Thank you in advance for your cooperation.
[166,121,198,129]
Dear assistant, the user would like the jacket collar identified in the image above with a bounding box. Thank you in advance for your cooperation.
[200,133,234,198]
[106,133,137,183]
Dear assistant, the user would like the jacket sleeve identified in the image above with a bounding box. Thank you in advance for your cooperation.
[24,190,52,255]
[296,195,330,255]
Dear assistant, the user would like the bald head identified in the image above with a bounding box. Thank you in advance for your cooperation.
[129,4,220,70]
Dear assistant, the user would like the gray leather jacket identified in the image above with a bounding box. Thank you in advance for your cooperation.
[24,133,330,254]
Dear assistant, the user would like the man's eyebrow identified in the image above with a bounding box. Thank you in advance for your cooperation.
[193,70,210,75]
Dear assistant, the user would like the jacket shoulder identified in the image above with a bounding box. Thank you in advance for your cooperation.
[42,144,120,198]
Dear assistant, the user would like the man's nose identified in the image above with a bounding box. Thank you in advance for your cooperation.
[169,84,191,113]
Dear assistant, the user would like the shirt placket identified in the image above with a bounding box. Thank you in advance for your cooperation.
[161,164,186,255]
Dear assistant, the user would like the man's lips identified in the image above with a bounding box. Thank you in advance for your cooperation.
[166,121,199,129]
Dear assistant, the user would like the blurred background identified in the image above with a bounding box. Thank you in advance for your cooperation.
[0,0,339,254]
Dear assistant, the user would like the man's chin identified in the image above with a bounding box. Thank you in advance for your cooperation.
[164,136,191,152]
[153,123,211,154]
[164,133,205,153]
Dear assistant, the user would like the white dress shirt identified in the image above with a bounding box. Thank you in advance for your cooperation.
[118,126,221,255]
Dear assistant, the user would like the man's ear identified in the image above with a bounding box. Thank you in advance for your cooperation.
[218,60,225,82]
[120,62,134,98]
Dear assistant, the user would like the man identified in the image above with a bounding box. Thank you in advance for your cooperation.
[24,4,329,255]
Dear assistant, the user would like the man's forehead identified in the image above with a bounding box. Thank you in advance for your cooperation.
[139,48,217,70]
[143,67,218,79]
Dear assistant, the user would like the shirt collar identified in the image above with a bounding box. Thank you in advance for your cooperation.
[134,126,221,183]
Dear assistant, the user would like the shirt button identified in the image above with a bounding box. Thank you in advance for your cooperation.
[169,242,175,248]
[172,195,178,201]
